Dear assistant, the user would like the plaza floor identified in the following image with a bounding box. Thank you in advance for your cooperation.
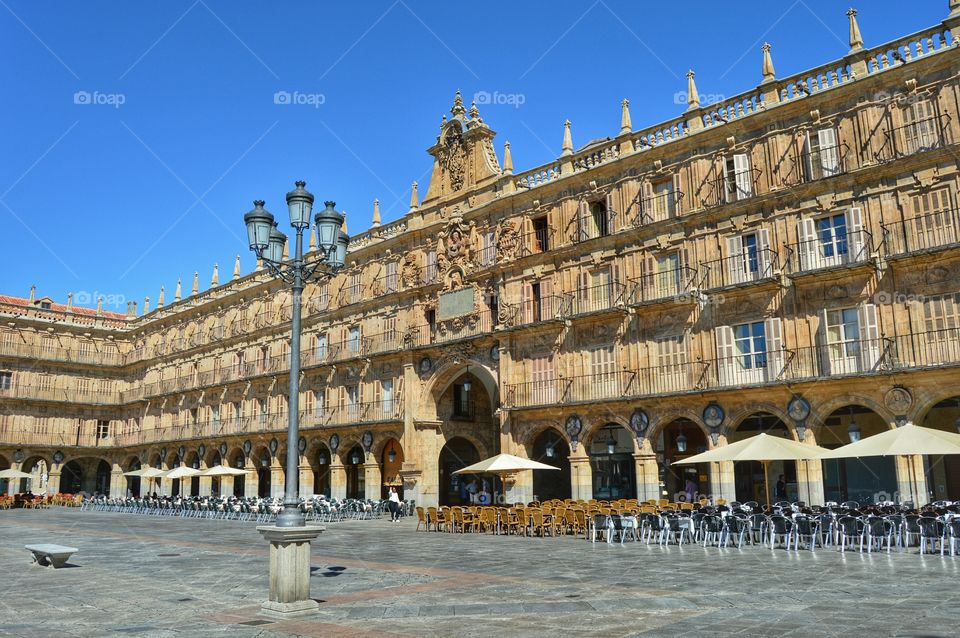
[0,509,957,637]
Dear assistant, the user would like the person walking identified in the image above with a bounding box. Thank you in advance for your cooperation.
[388,486,401,522]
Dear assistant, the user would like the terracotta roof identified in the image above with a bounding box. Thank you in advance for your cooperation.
[0,294,128,320]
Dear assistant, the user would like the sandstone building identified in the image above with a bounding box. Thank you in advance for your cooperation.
[3,5,960,508]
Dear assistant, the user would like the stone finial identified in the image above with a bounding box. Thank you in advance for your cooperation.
[233,255,241,279]
[126,301,136,319]
[469,100,480,120]
[761,43,776,82]
[158,286,165,308]
[29,284,36,303]
[451,90,466,117]
[66,292,74,312]
[620,99,632,135]
[409,181,420,211]
[191,272,199,296]
[144,297,150,314]
[372,199,381,228]
[174,279,182,302]
[96,297,103,316]
[561,120,573,156]
[502,141,514,175]
[685,70,700,110]
[847,8,864,52]
[309,226,317,250]
[211,263,219,287]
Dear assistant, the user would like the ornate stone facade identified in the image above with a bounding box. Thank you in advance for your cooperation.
[3,6,960,507]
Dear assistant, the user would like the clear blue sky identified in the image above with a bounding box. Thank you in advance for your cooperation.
[0,0,947,312]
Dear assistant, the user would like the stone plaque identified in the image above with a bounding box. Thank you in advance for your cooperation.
[438,287,475,320]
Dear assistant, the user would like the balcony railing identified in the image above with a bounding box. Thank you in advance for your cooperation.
[369,273,401,297]
[786,229,873,274]
[501,295,567,328]
[699,248,780,290]
[476,243,497,269]
[628,266,698,305]
[409,310,495,347]
[632,190,684,226]
[699,167,762,209]
[520,226,554,257]
[0,381,120,405]
[229,319,248,337]
[572,209,618,245]
[882,206,960,257]
[876,114,952,162]
[0,341,125,367]
[567,282,627,316]
[777,142,850,187]
[504,328,960,409]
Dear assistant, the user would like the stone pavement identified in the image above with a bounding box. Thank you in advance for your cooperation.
[0,509,957,637]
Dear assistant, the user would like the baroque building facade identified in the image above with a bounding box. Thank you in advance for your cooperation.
[3,5,960,507]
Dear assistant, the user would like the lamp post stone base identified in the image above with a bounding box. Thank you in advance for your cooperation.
[257,524,325,618]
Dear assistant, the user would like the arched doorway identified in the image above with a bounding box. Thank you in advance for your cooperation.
[730,413,796,503]
[183,451,200,496]
[657,419,709,502]
[589,424,636,500]
[531,429,571,501]
[206,451,222,496]
[438,437,481,505]
[820,405,896,504]
[228,449,246,497]
[19,456,47,494]
[313,444,331,497]
[60,458,110,495]
[345,444,365,499]
[380,438,404,500]
[920,396,960,501]
[168,454,183,497]
[126,457,142,497]
[0,454,10,494]
[253,448,271,498]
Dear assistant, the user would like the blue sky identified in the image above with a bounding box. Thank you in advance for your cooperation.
[0,0,947,312]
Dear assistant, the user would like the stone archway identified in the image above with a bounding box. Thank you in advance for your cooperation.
[438,437,481,506]
[918,396,960,501]
[728,412,794,504]
[60,458,111,495]
[125,456,142,497]
[530,428,571,502]
[820,404,897,505]
[311,442,332,497]
[587,423,636,500]
[344,444,365,499]
[379,437,404,500]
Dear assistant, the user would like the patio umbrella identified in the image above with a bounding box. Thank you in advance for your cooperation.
[453,453,558,503]
[198,465,249,477]
[0,468,34,479]
[818,424,960,505]
[163,467,202,480]
[675,433,829,506]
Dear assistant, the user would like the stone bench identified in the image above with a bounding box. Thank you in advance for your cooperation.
[25,544,78,568]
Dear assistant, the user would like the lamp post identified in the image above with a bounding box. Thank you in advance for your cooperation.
[243,181,345,528]
[244,181,345,618]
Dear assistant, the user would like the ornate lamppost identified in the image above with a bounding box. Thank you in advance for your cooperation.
[243,181,346,617]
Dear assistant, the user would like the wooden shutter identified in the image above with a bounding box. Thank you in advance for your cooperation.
[764,317,783,382]
[818,128,839,175]
[819,309,832,376]
[858,303,880,371]
[734,153,752,199]
[522,283,533,324]
[715,325,735,386]
[395,376,404,417]
[797,218,816,271]
[577,200,590,242]
[756,228,772,278]
[540,277,554,319]
[846,207,865,261]
[605,192,617,234]
[611,262,623,304]
[726,235,745,285]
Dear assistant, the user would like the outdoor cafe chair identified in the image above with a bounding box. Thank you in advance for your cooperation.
[918,517,947,555]
[792,516,820,551]
[747,513,767,545]
[722,515,749,549]
[947,518,960,556]
[861,516,895,553]
[700,515,725,547]
[589,514,610,543]
[837,516,864,553]
[660,515,692,546]
[902,514,922,548]
[768,515,794,549]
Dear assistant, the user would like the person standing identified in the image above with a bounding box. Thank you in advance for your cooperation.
[388,486,401,522]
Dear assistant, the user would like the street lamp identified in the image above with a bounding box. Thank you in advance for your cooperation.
[243,181,346,528]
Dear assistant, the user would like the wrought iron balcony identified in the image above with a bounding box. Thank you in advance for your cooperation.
[776,142,850,187]
[882,206,960,257]
[698,248,780,290]
[566,281,628,316]
[876,114,952,162]
[628,266,698,305]
[698,167,762,209]
[631,190,684,226]
[408,309,495,347]
[785,229,873,274]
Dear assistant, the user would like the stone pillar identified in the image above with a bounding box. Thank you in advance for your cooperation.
[244,460,258,497]
[794,459,824,506]
[298,463,314,499]
[270,463,285,499]
[362,460,381,500]
[329,462,346,500]
[711,461,735,504]
[257,524,325,618]
[417,422,442,508]
[198,461,212,496]
[109,469,126,497]
[635,453,660,502]
[510,471,533,504]
[896,455,927,505]
[568,453,592,501]
[46,468,62,496]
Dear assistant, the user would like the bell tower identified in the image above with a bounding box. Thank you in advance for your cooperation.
[422,91,501,206]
